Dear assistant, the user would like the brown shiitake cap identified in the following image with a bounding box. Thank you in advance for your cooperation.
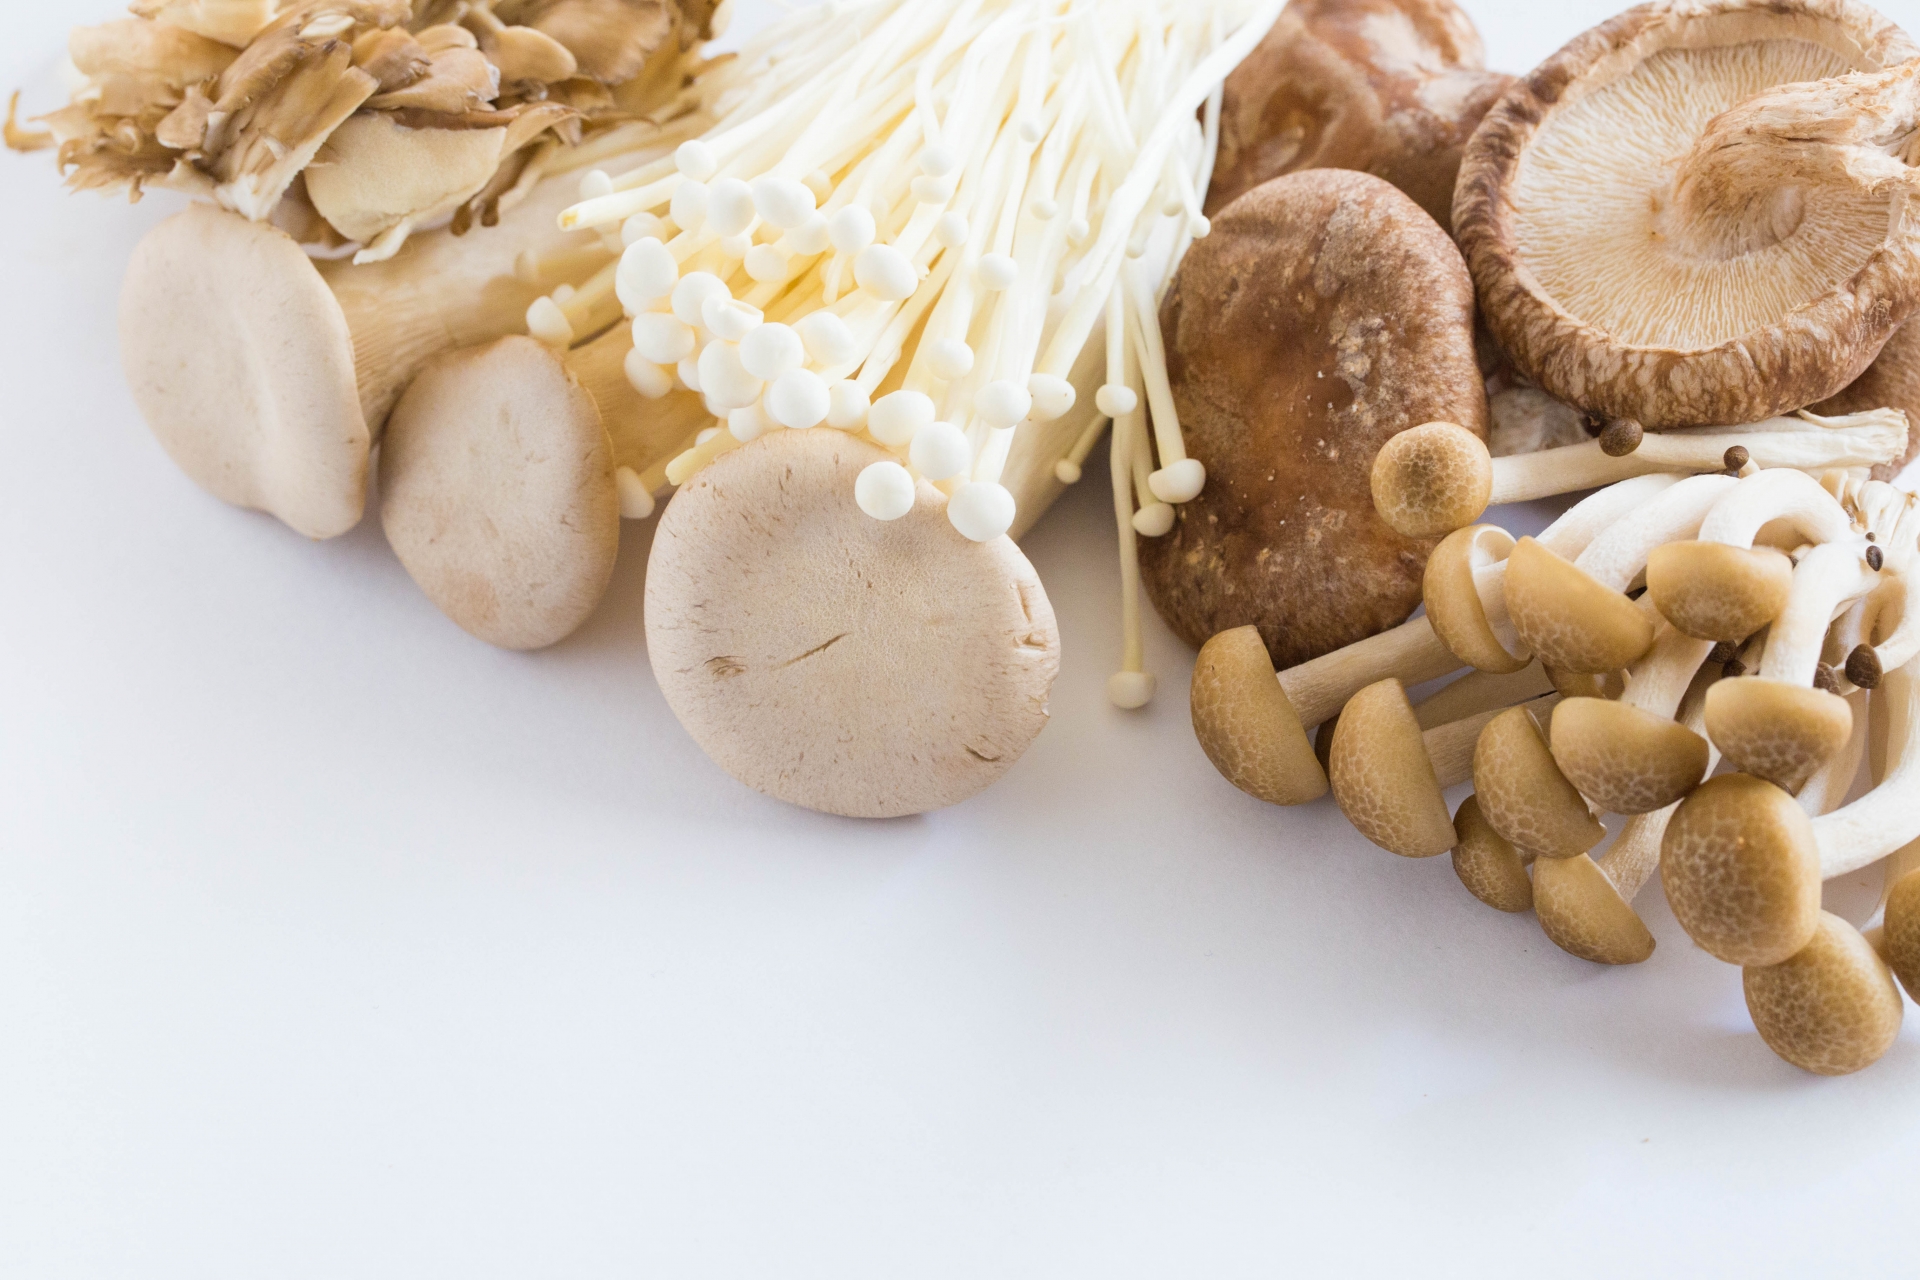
[1454,0,1920,428]
[1207,0,1512,230]
[647,430,1060,820]
[1743,911,1904,1075]
[380,336,619,651]
[1504,537,1655,675]
[1424,524,1527,673]
[1534,852,1655,965]
[1329,678,1455,857]
[1662,774,1822,966]
[1451,793,1534,912]
[1703,677,1855,794]
[1473,703,1605,858]
[1140,169,1487,671]
[1191,625,1328,805]
[1371,422,1494,540]
[1646,542,1795,642]
[1549,697,1710,815]
[1885,868,1920,1000]
[119,204,367,540]
[1814,319,1920,480]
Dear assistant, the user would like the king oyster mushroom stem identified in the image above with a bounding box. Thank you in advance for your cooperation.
[1329,680,1559,858]
[118,160,660,539]
[1454,0,1920,429]
[1369,410,1909,539]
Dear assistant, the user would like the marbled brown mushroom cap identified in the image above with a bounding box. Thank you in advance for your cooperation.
[1140,169,1488,671]
[1207,0,1512,231]
[1814,319,1920,481]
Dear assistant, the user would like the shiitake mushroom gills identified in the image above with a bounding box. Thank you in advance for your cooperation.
[1140,168,1488,669]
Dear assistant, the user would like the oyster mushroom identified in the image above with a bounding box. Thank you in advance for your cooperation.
[1743,911,1904,1076]
[1455,0,1920,427]
[1206,0,1512,230]
[645,430,1061,820]
[1140,168,1488,670]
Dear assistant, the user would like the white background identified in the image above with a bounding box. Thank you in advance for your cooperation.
[5,1,1920,1275]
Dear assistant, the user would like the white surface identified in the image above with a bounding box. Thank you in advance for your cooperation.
[4,2,1920,1276]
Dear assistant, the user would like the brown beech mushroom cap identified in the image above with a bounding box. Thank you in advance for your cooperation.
[120,203,367,539]
[1140,169,1488,670]
[1502,536,1655,675]
[1455,0,1920,427]
[1533,852,1656,966]
[1703,677,1855,795]
[1190,626,1329,805]
[1815,320,1920,479]
[381,336,620,650]
[1450,793,1534,912]
[647,430,1061,820]
[1472,702,1605,858]
[1424,525,1528,674]
[1328,678,1456,857]
[1885,867,1920,1000]
[1549,697,1710,816]
[1661,774,1822,966]
[1645,542,1795,642]
[1743,911,1904,1076]
[1207,0,1513,230]
[1370,422,1494,542]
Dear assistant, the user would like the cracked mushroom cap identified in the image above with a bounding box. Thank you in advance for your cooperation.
[1884,868,1920,1000]
[1503,536,1655,675]
[1743,911,1904,1075]
[1329,678,1455,857]
[1661,773,1822,966]
[380,336,620,651]
[1207,0,1513,230]
[646,430,1061,819]
[1703,677,1855,794]
[1190,625,1329,805]
[1549,696,1711,815]
[1455,0,1920,427]
[1533,852,1656,965]
[120,203,368,539]
[1472,702,1605,857]
[1646,542,1795,642]
[1450,793,1534,912]
[1140,168,1488,670]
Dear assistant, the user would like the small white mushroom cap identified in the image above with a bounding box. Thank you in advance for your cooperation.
[646,431,1061,818]
[120,204,368,540]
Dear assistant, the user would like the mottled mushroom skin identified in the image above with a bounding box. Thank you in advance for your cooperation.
[1450,793,1534,912]
[1661,774,1822,967]
[1743,912,1903,1076]
[1208,0,1512,231]
[1814,320,1920,480]
[1141,169,1488,670]
[1534,852,1655,965]
[1885,868,1920,1001]
[1190,626,1328,805]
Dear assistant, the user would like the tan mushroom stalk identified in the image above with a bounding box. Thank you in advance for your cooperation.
[1548,624,1715,815]
[1370,411,1907,539]
[1454,0,1920,428]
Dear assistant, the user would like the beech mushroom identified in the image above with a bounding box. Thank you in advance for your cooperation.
[1454,0,1920,427]
[1743,912,1904,1076]
[1548,625,1713,815]
[1885,867,1920,1000]
[645,430,1061,819]
[1369,411,1908,539]
[1472,700,1604,859]
[1206,0,1512,230]
[1141,168,1487,669]
[1450,793,1534,913]
[1662,774,1824,967]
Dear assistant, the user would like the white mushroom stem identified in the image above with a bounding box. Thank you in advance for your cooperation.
[1483,410,1910,505]
[1573,473,1738,591]
[1799,690,1872,818]
[1414,664,1557,729]
[1760,540,1883,685]
[1695,466,1855,548]
[1621,625,1715,720]
[1813,660,1920,879]
[1107,369,1154,710]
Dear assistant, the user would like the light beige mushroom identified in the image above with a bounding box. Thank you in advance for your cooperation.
[1661,773,1823,966]
[1743,912,1904,1076]
[645,430,1061,819]
[1885,866,1920,1001]
[1454,0,1920,427]
[1450,793,1535,913]
[380,336,622,650]
[1472,701,1605,859]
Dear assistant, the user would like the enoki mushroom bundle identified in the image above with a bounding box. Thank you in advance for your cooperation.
[541,0,1281,571]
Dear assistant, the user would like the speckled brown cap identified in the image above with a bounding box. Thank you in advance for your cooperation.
[1814,320,1920,480]
[1140,169,1488,670]
[1662,773,1822,966]
[1743,911,1904,1075]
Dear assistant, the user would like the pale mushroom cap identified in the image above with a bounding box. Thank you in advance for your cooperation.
[1549,697,1711,815]
[1661,773,1822,966]
[1455,0,1920,426]
[646,430,1060,819]
[1329,678,1454,858]
[1472,702,1606,857]
[1646,541,1794,642]
[1534,852,1655,965]
[1704,677,1854,794]
[1370,421,1493,539]
[1425,524,1528,673]
[1885,868,1920,1001]
[1505,537,1655,675]
[1190,625,1328,805]
[1743,911,1904,1076]
[380,336,619,651]
[120,203,367,539]
[1450,793,1534,912]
